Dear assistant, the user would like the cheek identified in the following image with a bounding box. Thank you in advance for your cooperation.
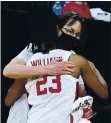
[71,22,82,33]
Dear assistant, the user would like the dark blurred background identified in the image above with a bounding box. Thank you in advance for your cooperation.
[1,1,111,123]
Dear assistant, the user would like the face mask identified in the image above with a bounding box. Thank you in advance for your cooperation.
[57,31,80,51]
[57,21,88,52]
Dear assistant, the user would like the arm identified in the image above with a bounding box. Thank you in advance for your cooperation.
[88,61,108,90]
[3,43,74,79]
[71,54,108,99]
[78,61,108,97]
[3,58,74,79]
[5,79,27,107]
[3,58,50,78]
[81,58,108,99]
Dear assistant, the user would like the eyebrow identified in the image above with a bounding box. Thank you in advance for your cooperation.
[63,26,81,35]
[70,27,81,35]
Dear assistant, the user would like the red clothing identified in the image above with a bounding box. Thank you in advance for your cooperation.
[62,2,92,19]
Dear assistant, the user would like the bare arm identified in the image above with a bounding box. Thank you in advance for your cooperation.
[88,61,108,90]
[78,61,108,97]
[3,58,50,79]
[5,79,27,107]
[71,54,108,99]
[3,58,74,79]
[81,58,108,99]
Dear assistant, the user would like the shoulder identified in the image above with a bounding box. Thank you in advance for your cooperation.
[27,52,43,64]
[69,54,88,67]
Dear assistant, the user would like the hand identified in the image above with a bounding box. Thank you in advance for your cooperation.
[45,59,75,75]
[82,105,93,120]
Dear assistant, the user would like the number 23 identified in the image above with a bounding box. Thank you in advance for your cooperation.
[36,75,61,95]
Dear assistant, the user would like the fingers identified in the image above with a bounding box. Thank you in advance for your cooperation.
[85,110,93,119]
[59,61,75,67]
[60,62,75,74]
[51,60,75,68]
[57,66,75,75]
[57,71,72,75]
[83,108,93,120]
[64,62,75,68]
[54,68,74,75]
[63,67,74,73]
[46,60,75,76]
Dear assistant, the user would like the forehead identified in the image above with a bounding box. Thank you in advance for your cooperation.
[69,21,82,33]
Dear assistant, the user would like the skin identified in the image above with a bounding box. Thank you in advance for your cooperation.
[5,20,108,100]
[62,21,82,39]
[5,53,108,113]
[69,54,108,99]
[57,20,82,39]
[5,79,27,107]
[3,21,82,79]
[4,19,108,119]
[3,58,74,79]
[57,20,108,95]
[5,20,85,107]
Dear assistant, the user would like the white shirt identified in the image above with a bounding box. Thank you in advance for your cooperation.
[15,43,84,85]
